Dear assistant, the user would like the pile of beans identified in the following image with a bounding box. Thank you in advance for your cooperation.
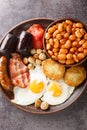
[45,19,87,65]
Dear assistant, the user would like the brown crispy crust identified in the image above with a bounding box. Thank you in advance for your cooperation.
[64,66,86,87]
[42,58,65,80]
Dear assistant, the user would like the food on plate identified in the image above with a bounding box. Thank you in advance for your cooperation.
[35,98,49,111]
[40,101,49,110]
[0,56,13,91]
[16,31,32,56]
[11,65,47,106]
[0,33,18,52]
[0,33,18,57]
[27,63,35,70]
[64,66,86,86]
[42,58,65,80]
[45,19,87,65]
[27,24,44,49]
[9,53,30,88]
[35,98,41,108]
[30,48,36,55]
[0,20,86,112]
[23,48,47,69]
[39,52,46,60]
[29,65,48,87]
[11,85,44,106]
[41,79,75,105]
[11,64,75,107]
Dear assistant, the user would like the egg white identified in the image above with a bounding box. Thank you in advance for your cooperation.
[30,65,48,87]
[11,65,48,106]
[11,86,45,106]
[41,79,75,105]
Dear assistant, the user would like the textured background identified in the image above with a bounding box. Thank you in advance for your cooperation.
[0,0,87,130]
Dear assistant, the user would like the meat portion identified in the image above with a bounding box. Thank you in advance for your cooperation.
[9,53,30,88]
[0,56,13,91]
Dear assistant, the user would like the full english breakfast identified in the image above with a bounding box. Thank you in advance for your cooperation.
[0,20,86,112]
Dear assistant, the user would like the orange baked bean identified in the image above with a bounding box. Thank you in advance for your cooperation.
[49,38,54,46]
[59,48,68,54]
[82,42,87,48]
[53,30,59,37]
[72,27,75,33]
[56,34,62,40]
[48,50,53,56]
[60,38,66,45]
[54,39,59,48]
[58,54,66,60]
[66,25,72,33]
[58,23,64,32]
[84,33,87,40]
[66,59,74,65]
[69,34,76,41]
[72,41,79,47]
[48,27,55,34]
[58,59,66,64]
[70,47,77,53]
[53,48,58,53]
[75,30,82,38]
[64,33,70,38]
[80,28,86,35]
[84,49,87,54]
[73,54,79,62]
[73,23,76,28]
[78,47,84,52]
[77,53,85,60]
[45,32,50,39]
[66,53,73,60]
[65,20,72,25]
[51,55,58,60]
[64,40,72,48]
[79,39,85,45]
[46,43,51,50]
[76,23,83,28]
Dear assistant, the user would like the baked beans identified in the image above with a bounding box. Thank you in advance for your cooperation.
[45,19,87,65]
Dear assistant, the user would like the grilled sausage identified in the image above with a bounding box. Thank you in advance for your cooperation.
[0,56,13,91]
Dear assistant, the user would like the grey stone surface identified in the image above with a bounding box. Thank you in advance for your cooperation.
[0,0,87,130]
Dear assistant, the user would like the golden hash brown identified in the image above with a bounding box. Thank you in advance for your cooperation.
[64,66,86,87]
[42,58,65,80]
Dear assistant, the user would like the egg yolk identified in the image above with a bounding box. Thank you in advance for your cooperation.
[29,80,44,93]
[48,82,62,97]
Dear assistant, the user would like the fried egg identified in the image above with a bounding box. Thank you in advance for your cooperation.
[41,79,75,105]
[11,65,75,106]
[11,65,48,106]
[29,65,48,86]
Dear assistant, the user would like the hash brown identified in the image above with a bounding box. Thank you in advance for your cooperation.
[42,58,65,80]
[64,66,86,87]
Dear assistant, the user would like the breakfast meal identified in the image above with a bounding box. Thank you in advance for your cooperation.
[0,19,87,112]
[45,19,87,65]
